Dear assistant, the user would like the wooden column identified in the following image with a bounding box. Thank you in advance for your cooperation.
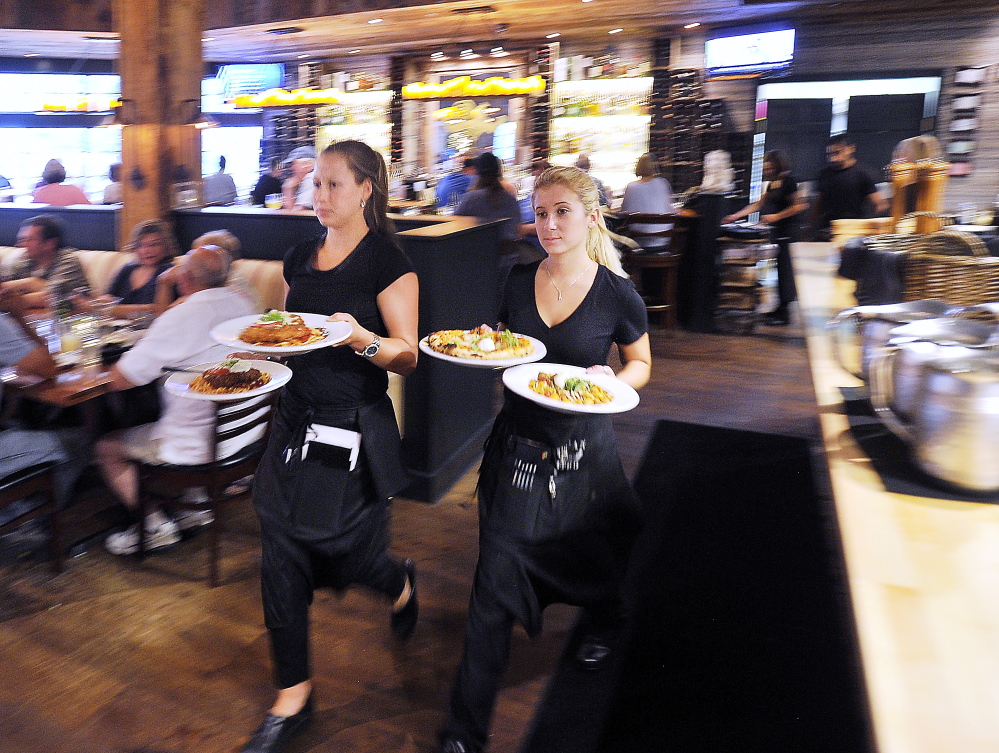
[115,0,203,249]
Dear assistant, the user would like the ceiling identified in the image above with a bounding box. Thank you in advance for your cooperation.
[0,0,993,64]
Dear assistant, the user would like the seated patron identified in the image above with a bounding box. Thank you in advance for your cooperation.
[95,244,260,555]
[102,163,123,205]
[620,153,674,249]
[0,288,74,507]
[282,146,317,210]
[152,230,260,316]
[435,157,477,209]
[90,219,179,319]
[1,214,89,310]
[32,159,91,206]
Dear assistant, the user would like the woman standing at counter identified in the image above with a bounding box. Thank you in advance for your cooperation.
[439,166,651,753]
[241,141,420,753]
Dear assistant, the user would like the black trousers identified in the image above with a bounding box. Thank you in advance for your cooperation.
[774,236,798,311]
[261,499,407,688]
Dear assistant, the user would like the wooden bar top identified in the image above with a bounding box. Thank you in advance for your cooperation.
[793,241,999,753]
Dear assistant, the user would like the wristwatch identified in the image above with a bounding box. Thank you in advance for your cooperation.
[358,334,381,358]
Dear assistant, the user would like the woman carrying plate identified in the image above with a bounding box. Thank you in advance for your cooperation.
[241,141,420,753]
[439,166,651,753]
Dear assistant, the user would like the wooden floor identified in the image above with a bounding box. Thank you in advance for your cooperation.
[0,315,819,753]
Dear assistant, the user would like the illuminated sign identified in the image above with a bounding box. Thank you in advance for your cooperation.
[229,87,345,108]
[403,75,545,99]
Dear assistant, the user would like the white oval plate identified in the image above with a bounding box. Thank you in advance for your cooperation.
[419,333,547,369]
[164,360,293,402]
[502,362,640,414]
[210,313,352,354]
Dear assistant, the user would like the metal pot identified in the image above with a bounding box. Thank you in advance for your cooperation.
[827,299,952,380]
[870,352,999,492]
[869,317,997,421]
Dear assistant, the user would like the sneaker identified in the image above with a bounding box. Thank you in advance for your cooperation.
[173,508,214,531]
[105,519,180,556]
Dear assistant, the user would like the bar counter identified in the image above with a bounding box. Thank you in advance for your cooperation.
[794,241,999,753]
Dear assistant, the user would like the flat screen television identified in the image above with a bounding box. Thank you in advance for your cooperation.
[215,64,286,99]
[705,28,795,78]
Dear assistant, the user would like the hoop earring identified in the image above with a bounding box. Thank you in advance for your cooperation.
[360,199,366,208]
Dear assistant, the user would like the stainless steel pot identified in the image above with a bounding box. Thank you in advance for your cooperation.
[827,299,951,380]
[870,334,999,493]
[870,317,997,421]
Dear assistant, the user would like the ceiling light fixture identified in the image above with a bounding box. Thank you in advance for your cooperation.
[368,18,383,24]
[608,27,623,34]
[684,22,701,29]
[24,53,39,58]
[348,49,362,54]
[460,48,479,59]
[202,36,215,42]
[297,53,310,58]
[431,51,447,60]
[546,32,561,39]
[491,46,509,57]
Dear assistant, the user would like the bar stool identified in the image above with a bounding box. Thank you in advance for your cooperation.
[617,213,687,328]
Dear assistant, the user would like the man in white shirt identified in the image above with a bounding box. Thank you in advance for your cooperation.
[96,244,258,554]
[281,145,317,210]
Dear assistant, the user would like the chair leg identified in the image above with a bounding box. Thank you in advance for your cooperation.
[46,488,62,574]
[208,510,220,587]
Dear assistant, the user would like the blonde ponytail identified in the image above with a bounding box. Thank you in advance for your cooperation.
[534,166,627,277]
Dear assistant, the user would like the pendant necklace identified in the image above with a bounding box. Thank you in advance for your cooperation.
[545,258,591,301]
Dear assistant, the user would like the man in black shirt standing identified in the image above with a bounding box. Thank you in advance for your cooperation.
[811,133,888,240]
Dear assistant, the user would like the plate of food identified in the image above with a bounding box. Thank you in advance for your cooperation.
[502,362,640,414]
[210,311,352,354]
[420,325,546,368]
[164,358,292,402]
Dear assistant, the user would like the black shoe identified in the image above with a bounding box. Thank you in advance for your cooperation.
[391,559,418,638]
[764,310,789,326]
[241,695,314,753]
[440,737,471,753]
[575,635,612,671]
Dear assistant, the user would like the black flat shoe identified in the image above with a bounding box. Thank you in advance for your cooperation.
[391,559,419,638]
[764,311,789,326]
[241,695,314,753]
[440,737,472,753]
[575,635,612,671]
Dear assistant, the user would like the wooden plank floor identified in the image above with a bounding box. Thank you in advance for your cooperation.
[0,316,819,753]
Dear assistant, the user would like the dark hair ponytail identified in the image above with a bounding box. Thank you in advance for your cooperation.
[322,140,396,238]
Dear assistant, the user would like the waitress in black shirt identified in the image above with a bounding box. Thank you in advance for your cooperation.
[439,166,651,753]
[724,150,808,325]
[241,141,420,753]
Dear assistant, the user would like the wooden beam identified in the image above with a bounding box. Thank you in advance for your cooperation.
[114,0,204,249]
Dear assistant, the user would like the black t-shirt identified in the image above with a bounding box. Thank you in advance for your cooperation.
[815,162,879,228]
[251,174,283,205]
[283,231,414,409]
[759,172,800,239]
[500,261,648,367]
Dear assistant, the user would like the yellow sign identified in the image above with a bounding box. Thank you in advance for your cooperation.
[434,100,508,141]
[229,87,344,108]
[403,75,545,99]
[42,98,120,113]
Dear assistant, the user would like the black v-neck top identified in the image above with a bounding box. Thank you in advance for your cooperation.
[282,231,413,409]
[499,261,647,368]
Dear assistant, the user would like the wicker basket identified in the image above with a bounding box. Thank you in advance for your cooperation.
[902,230,999,305]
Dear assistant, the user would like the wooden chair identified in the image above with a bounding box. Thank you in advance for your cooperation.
[0,462,61,572]
[136,391,279,587]
[616,213,687,328]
